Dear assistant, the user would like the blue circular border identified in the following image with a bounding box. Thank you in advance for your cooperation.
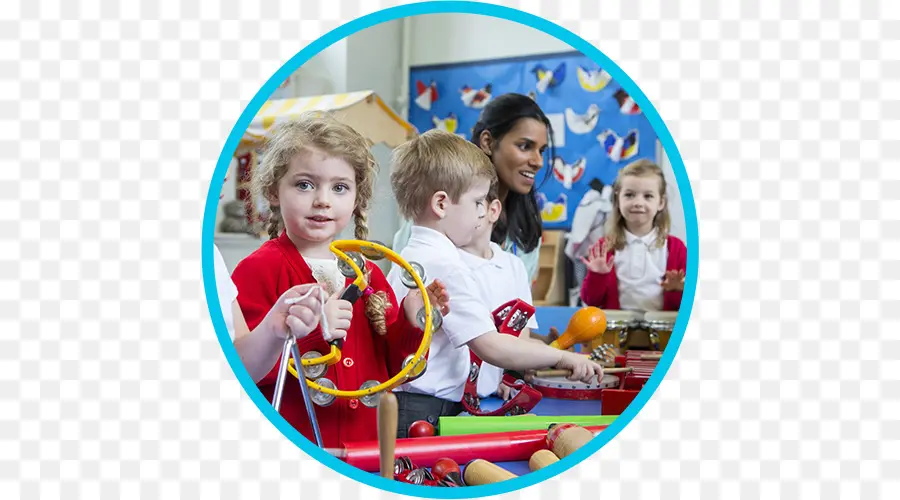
[202,2,698,497]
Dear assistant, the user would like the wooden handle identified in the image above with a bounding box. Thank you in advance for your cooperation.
[464,459,518,485]
[548,425,594,459]
[529,449,559,471]
[377,392,398,480]
[531,366,633,378]
[641,354,662,360]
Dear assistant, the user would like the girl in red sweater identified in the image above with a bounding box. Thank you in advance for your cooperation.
[231,114,448,448]
[580,159,687,312]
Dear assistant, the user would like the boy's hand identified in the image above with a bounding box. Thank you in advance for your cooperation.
[403,279,451,326]
[555,351,604,384]
[661,269,686,291]
[496,382,513,401]
[323,290,353,343]
[581,240,614,275]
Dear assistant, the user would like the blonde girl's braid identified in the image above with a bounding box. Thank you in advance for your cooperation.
[353,206,390,336]
[265,206,283,240]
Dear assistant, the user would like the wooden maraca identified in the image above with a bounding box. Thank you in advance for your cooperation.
[463,459,518,485]
[549,307,607,351]
[528,449,559,471]
[377,392,398,479]
[546,423,595,459]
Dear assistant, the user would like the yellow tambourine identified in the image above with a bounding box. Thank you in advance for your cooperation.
[285,239,434,400]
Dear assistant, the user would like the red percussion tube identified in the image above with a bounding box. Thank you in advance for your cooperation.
[330,425,608,472]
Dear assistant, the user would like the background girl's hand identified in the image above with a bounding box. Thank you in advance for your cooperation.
[661,269,686,291]
[323,290,353,343]
[581,239,614,274]
[403,279,451,326]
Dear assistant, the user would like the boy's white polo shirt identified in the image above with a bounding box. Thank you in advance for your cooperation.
[387,226,496,402]
[459,242,539,397]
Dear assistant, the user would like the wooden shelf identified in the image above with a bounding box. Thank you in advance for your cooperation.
[531,230,566,306]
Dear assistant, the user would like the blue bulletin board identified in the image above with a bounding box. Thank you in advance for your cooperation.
[408,51,659,231]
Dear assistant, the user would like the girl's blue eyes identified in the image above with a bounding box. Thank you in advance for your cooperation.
[295,181,352,193]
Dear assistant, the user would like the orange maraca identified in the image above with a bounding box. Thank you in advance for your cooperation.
[549,307,607,350]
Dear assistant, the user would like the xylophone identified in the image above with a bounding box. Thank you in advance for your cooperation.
[620,350,663,391]
[598,351,664,416]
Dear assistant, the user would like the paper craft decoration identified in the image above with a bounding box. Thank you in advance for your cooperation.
[460,84,492,108]
[564,104,601,134]
[537,192,568,223]
[597,129,639,162]
[532,62,566,93]
[432,112,458,134]
[547,112,566,148]
[577,66,611,92]
[614,89,640,115]
[415,80,439,111]
[552,156,587,189]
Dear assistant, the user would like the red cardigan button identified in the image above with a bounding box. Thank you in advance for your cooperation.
[343,357,354,368]
[348,399,359,409]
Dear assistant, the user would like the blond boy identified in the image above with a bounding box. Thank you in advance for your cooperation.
[387,130,603,436]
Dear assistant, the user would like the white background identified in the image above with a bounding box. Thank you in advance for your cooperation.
[1,1,896,499]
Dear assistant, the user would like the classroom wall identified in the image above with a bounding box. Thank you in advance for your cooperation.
[407,13,573,66]
[658,141,686,242]
[344,20,404,250]
[214,14,687,271]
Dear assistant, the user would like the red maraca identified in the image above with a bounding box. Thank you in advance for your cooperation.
[432,457,464,486]
[408,420,436,438]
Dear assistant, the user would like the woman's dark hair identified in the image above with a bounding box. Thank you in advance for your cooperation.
[470,93,555,254]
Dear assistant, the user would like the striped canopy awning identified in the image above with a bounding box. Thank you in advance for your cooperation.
[239,91,417,151]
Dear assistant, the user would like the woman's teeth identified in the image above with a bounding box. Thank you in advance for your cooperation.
[520,171,535,179]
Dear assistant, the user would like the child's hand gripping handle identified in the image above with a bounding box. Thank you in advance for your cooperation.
[329,283,365,349]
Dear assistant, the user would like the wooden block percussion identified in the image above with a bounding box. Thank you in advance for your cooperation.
[601,389,640,416]
[546,423,595,459]
[464,459,518,485]
[529,449,559,471]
